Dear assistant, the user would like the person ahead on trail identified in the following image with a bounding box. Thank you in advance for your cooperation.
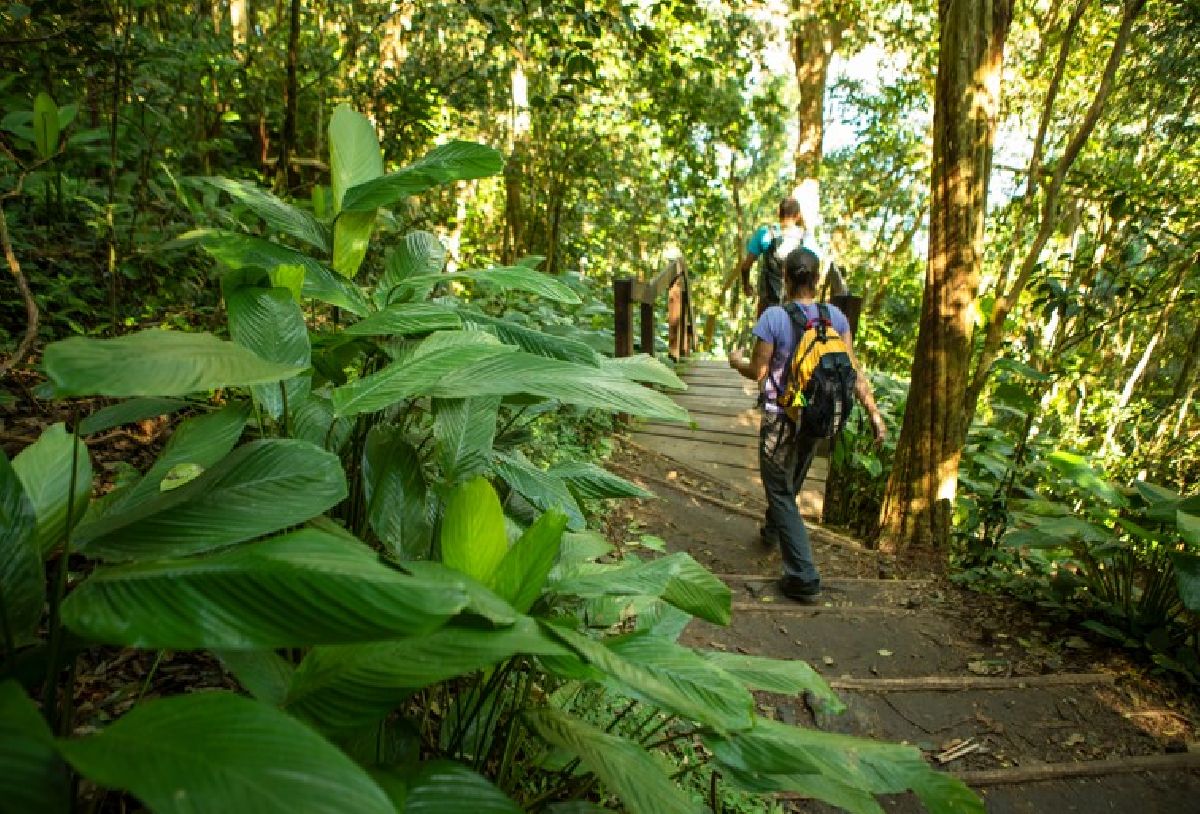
[733,196,807,318]
[728,246,887,603]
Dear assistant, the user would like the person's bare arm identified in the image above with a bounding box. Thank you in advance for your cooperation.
[735,252,756,296]
[728,339,772,383]
[840,329,887,445]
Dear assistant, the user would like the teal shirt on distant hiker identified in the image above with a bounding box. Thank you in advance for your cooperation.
[746,224,811,309]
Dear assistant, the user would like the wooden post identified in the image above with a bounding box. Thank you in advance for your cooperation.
[614,278,633,358]
[640,301,655,355]
[830,294,863,338]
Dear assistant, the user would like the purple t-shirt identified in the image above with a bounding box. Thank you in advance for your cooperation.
[753,301,851,410]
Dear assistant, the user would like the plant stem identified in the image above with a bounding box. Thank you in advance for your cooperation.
[43,409,81,732]
[135,650,165,705]
[279,381,292,437]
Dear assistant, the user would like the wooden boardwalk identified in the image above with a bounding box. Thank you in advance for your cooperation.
[630,358,826,519]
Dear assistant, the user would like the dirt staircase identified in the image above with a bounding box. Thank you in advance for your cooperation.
[607,359,1200,813]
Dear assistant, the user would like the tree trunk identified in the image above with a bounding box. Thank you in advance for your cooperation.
[503,54,530,264]
[877,0,1013,568]
[790,2,848,251]
[277,0,301,191]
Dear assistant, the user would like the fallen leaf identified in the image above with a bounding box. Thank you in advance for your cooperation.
[822,656,835,666]
[877,649,893,657]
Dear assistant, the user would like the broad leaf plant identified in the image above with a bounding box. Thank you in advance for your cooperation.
[0,106,979,813]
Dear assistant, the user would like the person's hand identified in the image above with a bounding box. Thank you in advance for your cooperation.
[728,348,745,370]
[869,412,887,447]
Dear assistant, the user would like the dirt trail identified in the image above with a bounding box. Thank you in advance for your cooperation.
[608,387,1200,812]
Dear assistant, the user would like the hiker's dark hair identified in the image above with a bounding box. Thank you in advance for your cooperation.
[778,196,802,220]
[784,246,820,293]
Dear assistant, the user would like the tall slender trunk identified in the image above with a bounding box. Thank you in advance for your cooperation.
[790,2,848,274]
[877,0,1013,568]
[278,0,302,190]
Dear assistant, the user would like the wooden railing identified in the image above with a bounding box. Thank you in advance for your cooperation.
[612,257,695,361]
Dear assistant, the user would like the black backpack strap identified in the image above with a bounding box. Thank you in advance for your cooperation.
[816,302,832,340]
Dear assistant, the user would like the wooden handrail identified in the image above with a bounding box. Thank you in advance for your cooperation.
[613,256,694,362]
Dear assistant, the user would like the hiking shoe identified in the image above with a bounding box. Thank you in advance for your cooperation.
[780,576,822,604]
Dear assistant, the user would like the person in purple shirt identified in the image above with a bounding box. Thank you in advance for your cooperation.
[729,247,887,603]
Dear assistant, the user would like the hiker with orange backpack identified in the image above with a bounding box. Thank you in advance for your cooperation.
[729,246,886,603]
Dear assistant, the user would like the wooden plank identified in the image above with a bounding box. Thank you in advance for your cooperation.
[674,395,760,415]
[639,415,760,437]
[952,752,1200,786]
[718,574,927,586]
[828,673,1116,692]
[680,384,759,398]
[630,433,758,469]
[631,424,757,447]
[732,602,913,615]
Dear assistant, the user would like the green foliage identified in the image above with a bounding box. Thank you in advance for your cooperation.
[0,102,977,814]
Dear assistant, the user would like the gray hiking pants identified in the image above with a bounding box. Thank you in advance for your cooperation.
[759,410,820,591]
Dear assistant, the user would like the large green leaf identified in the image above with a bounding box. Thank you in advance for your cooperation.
[214,649,294,705]
[331,337,516,417]
[62,529,471,648]
[600,354,687,391]
[79,397,189,436]
[699,651,843,712]
[387,760,524,814]
[286,615,568,730]
[457,309,601,366]
[344,303,462,337]
[547,461,652,501]
[1046,451,1129,508]
[329,106,383,278]
[44,331,304,398]
[89,404,250,523]
[198,177,329,252]
[226,286,312,420]
[74,439,347,560]
[0,452,41,647]
[550,552,730,626]
[493,509,567,613]
[1178,511,1200,546]
[58,692,392,814]
[291,389,352,454]
[333,210,376,278]
[187,229,370,315]
[441,477,508,585]
[362,427,432,559]
[330,105,383,210]
[523,707,704,814]
[32,92,59,160]
[545,627,753,732]
[375,231,447,308]
[342,141,503,212]
[0,681,69,813]
[434,396,500,485]
[1171,551,1200,613]
[428,351,689,422]
[12,423,92,556]
[706,716,983,814]
[403,265,580,304]
[492,451,585,531]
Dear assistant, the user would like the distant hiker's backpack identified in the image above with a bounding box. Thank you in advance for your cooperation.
[779,303,857,438]
[758,226,804,307]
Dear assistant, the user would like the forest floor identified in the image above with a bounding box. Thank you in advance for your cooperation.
[605,434,1200,812]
